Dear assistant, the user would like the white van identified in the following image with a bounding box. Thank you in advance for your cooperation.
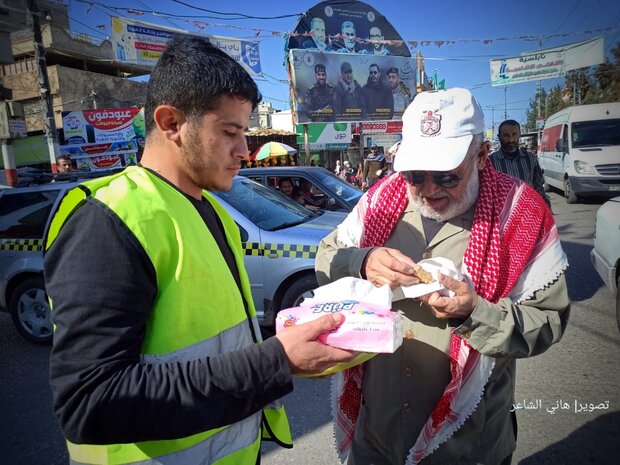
[538,102,620,203]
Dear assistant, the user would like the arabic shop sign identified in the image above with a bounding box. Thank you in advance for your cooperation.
[490,37,604,86]
[60,107,145,172]
[296,122,351,150]
[111,17,262,76]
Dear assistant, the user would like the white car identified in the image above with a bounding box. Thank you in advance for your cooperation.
[590,196,620,332]
[0,175,345,344]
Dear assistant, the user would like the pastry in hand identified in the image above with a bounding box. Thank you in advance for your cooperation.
[413,265,434,284]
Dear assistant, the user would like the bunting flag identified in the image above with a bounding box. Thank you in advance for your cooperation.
[97,3,615,49]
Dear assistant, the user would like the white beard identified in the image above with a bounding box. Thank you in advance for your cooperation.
[408,167,480,221]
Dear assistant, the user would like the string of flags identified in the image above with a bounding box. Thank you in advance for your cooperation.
[81,2,615,48]
[183,20,617,48]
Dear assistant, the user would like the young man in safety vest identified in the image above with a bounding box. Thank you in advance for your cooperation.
[45,36,355,465]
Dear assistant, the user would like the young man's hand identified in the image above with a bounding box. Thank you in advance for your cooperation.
[276,314,356,375]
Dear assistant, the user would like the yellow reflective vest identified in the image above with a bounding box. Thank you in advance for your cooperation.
[46,166,292,464]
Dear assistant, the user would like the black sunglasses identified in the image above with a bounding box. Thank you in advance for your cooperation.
[402,171,464,188]
[402,154,478,188]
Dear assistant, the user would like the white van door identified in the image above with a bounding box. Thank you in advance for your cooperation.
[540,122,567,190]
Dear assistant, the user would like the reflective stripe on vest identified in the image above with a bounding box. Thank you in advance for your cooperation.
[67,413,261,465]
[46,167,291,464]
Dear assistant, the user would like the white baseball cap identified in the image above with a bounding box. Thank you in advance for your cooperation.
[394,88,484,172]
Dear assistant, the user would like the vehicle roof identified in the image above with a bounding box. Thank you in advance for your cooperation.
[240,166,332,174]
[545,102,620,126]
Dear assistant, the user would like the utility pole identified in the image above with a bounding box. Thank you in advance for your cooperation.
[503,87,507,120]
[537,81,542,120]
[28,0,59,172]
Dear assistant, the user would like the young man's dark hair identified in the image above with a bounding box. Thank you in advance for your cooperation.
[497,119,520,134]
[144,35,261,135]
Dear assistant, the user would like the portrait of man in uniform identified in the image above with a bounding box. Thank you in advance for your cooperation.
[303,63,336,122]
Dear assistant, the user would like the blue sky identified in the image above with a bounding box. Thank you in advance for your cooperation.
[68,0,620,133]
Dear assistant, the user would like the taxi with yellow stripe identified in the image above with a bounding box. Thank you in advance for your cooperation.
[0,175,345,343]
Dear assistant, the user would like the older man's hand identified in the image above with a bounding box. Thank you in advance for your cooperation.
[363,247,420,289]
[419,273,478,319]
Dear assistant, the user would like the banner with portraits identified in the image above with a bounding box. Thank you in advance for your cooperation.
[286,0,410,57]
[111,17,262,77]
[289,49,415,124]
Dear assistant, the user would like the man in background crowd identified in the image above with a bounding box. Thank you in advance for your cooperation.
[56,155,74,173]
[489,119,551,207]
[362,143,387,189]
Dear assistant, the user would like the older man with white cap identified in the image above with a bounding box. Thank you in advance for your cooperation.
[315,88,570,465]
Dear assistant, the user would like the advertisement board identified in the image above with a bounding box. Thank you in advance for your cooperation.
[61,108,145,172]
[490,37,604,86]
[290,49,415,124]
[59,141,138,172]
[111,17,262,77]
[295,122,351,150]
[351,121,402,135]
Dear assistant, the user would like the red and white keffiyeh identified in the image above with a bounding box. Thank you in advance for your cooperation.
[331,160,568,464]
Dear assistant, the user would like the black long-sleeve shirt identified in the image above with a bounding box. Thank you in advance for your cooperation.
[45,186,293,445]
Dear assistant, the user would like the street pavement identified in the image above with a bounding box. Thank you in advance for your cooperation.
[1,190,618,464]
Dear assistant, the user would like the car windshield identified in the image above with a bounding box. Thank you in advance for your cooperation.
[571,119,620,148]
[311,170,362,203]
[214,177,315,231]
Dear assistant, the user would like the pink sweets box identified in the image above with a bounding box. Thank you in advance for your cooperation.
[275,300,403,353]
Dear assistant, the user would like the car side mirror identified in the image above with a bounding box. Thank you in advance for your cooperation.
[237,223,249,242]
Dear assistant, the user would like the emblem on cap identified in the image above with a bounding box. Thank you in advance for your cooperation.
[420,110,441,136]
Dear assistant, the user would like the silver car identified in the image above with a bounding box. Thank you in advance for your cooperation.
[0,175,346,344]
[590,196,620,332]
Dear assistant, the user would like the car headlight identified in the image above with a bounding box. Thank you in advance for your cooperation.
[573,160,596,174]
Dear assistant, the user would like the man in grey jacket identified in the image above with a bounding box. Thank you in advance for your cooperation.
[315,88,570,465]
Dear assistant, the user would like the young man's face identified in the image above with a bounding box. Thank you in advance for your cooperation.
[279,180,294,196]
[179,95,252,192]
[369,66,380,84]
[57,159,72,172]
[498,124,521,153]
[341,69,353,85]
[387,72,399,89]
[315,70,327,86]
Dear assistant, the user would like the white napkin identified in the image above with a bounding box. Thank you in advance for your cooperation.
[393,257,462,301]
[302,276,393,309]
